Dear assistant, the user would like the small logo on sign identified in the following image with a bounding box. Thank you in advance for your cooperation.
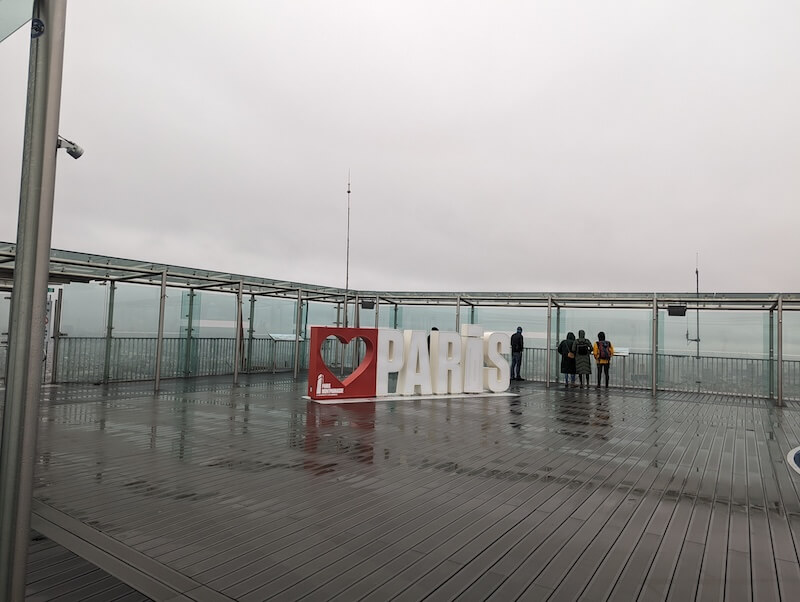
[31,19,45,39]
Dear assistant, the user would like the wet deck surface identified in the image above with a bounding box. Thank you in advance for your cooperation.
[26,532,152,602]
[28,375,800,600]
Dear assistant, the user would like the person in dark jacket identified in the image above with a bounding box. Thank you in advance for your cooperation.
[571,329,593,388]
[510,326,524,381]
[557,332,577,387]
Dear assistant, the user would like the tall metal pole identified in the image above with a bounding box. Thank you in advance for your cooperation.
[455,296,461,332]
[695,262,701,392]
[153,271,167,392]
[343,172,351,329]
[695,264,700,361]
[0,2,68,598]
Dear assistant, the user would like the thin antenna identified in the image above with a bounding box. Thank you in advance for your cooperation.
[695,252,700,361]
[687,253,701,361]
[344,171,351,329]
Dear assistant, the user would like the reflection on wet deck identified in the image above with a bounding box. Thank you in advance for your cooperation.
[30,375,800,600]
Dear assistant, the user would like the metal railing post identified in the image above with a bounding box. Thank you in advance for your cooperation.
[233,281,243,385]
[50,287,63,384]
[183,289,195,377]
[293,289,303,379]
[777,294,784,406]
[651,293,658,396]
[102,280,116,383]
[546,296,552,387]
[455,295,461,332]
[154,272,167,392]
[246,294,255,373]
[374,295,380,327]
[769,308,774,399]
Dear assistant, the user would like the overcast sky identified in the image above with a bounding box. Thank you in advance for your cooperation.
[1,1,799,294]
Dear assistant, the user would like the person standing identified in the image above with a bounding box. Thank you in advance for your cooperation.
[557,332,577,387]
[427,326,439,350]
[510,326,524,381]
[593,331,614,388]
[571,329,593,388]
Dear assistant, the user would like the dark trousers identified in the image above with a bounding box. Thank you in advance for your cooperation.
[597,363,610,387]
[511,352,522,379]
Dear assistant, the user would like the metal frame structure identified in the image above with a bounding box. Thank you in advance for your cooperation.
[2,242,799,397]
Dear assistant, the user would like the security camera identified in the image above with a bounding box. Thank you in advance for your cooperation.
[57,135,84,159]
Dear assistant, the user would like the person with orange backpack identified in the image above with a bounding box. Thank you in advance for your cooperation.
[593,331,614,388]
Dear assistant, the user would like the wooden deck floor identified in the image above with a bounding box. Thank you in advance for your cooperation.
[26,375,800,601]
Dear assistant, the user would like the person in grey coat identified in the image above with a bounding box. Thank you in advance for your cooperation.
[571,329,593,388]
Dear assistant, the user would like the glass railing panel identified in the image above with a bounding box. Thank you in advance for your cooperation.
[112,283,160,337]
[61,283,107,337]
[194,291,236,338]
[253,296,299,337]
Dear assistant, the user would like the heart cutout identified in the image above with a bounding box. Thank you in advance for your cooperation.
[308,327,379,400]
[320,335,372,385]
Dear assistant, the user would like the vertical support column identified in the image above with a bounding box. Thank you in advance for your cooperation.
[50,288,63,384]
[246,294,255,373]
[233,281,243,385]
[352,294,360,369]
[183,289,195,377]
[546,296,552,388]
[102,280,116,384]
[777,294,784,406]
[470,305,476,325]
[651,293,658,397]
[374,296,380,328]
[154,272,167,392]
[455,296,461,332]
[293,289,303,379]
[0,2,68,597]
[393,304,399,329]
[769,308,774,399]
